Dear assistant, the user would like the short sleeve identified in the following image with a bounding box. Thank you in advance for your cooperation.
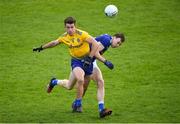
[57,36,62,43]
[82,31,92,41]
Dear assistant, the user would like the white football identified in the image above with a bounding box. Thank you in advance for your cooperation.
[104,5,118,17]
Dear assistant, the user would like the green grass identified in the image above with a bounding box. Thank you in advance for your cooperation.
[0,0,180,123]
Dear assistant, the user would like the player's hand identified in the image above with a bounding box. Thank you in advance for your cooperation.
[83,56,93,69]
[104,60,114,69]
[33,46,43,52]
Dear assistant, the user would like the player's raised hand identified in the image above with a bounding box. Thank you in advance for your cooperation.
[104,60,114,69]
[33,46,43,52]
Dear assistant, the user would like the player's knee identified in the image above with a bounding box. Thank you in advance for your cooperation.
[77,78,84,85]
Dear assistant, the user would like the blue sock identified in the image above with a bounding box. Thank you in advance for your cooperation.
[51,79,58,86]
[75,99,82,107]
[98,103,104,112]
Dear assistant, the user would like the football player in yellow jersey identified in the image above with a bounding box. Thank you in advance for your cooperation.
[33,17,104,113]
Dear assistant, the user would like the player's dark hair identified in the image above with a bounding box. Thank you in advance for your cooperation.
[114,33,125,42]
[64,16,76,25]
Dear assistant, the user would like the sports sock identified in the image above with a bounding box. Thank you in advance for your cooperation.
[98,101,104,112]
[57,80,61,85]
[75,99,82,107]
[51,79,58,86]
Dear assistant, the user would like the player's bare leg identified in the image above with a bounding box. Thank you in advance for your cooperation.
[72,67,84,99]
[57,72,77,90]
[46,72,76,93]
[91,67,104,105]
[71,67,85,112]
[91,65,112,118]
[83,76,91,96]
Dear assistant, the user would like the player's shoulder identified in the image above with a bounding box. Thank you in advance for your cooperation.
[102,34,111,37]
[76,29,89,35]
[60,32,68,37]
[96,34,111,38]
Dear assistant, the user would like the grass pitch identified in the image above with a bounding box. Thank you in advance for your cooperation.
[0,0,180,123]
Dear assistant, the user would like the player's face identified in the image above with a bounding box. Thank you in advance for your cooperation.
[65,23,76,36]
[111,37,122,48]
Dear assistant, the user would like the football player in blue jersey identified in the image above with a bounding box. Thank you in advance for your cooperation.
[47,33,125,118]
[84,33,125,118]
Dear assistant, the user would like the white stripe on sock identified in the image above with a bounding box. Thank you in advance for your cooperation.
[57,80,61,84]
[98,101,104,104]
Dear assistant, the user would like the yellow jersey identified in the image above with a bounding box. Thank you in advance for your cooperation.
[57,29,91,58]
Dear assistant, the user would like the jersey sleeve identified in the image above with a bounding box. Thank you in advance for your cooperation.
[57,32,67,43]
[82,31,92,41]
[95,34,111,49]
[57,36,62,43]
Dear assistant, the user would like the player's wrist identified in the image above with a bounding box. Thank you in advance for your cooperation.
[33,45,44,52]
[40,45,44,50]
[104,60,107,63]
[104,60,114,69]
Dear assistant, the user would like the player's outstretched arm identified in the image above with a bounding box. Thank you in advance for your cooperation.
[95,51,114,70]
[94,43,114,70]
[33,40,59,52]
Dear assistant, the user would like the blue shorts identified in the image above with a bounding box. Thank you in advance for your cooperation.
[71,58,93,76]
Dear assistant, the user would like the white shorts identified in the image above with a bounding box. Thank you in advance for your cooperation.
[93,60,99,69]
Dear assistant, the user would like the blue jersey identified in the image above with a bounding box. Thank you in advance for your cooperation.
[95,34,112,54]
